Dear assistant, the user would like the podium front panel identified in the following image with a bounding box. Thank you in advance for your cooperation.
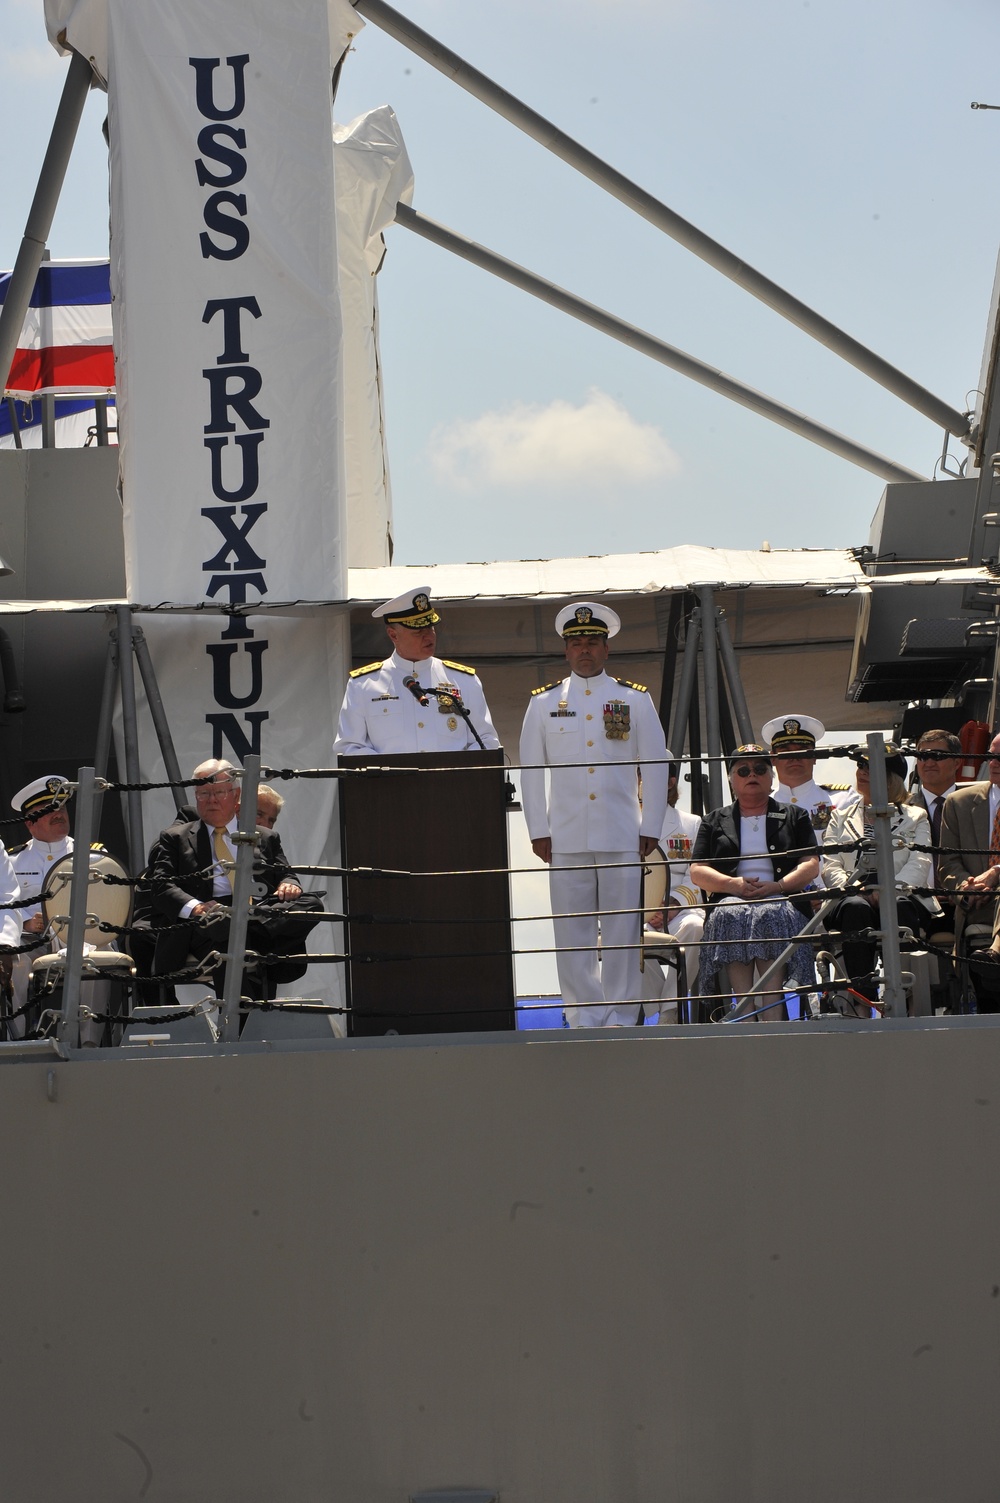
[339,751,515,1035]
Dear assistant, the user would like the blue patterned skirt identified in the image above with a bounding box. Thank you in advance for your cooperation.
[698,896,814,999]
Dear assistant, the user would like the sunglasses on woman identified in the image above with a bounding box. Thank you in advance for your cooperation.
[732,761,771,778]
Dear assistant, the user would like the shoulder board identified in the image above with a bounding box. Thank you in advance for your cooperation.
[90,842,107,853]
[6,842,27,856]
[349,661,383,679]
[615,677,647,693]
[531,681,562,697]
[822,783,851,793]
[441,659,476,676]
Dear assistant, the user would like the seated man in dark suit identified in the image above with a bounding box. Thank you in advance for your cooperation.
[148,760,316,1000]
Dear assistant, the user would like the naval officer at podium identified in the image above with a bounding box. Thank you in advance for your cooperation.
[334,587,500,755]
[520,601,668,1027]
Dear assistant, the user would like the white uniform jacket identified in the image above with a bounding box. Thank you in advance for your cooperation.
[334,651,501,756]
[12,835,70,927]
[822,801,938,914]
[520,670,668,852]
[0,841,20,949]
[774,778,855,833]
[659,804,702,909]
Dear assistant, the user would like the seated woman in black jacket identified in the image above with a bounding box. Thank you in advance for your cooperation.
[689,745,820,1019]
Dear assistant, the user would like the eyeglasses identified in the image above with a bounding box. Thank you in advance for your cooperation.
[916,750,956,761]
[987,755,1000,766]
[732,761,771,778]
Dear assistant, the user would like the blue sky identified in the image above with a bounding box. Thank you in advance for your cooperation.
[4,0,1000,565]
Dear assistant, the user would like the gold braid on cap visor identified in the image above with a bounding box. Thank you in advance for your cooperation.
[387,608,440,628]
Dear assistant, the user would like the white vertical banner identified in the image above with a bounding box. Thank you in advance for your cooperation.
[109,0,346,606]
[106,0,352,1012]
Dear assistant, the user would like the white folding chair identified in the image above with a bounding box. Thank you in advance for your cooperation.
[29,851,135,1041]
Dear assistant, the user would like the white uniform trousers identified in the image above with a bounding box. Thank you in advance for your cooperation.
[640,907,704,1021]
[550,850,643,1028]
[8,949,34,1040]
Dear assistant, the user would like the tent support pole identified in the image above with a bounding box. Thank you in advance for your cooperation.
[395,204,926,485]
[0,50,91,399]
[716,610,754,743]
[363,0,969,441]
[132,626,186,812]
[92,630,118,834]
[657,592,685,748]
[699,585,724,810]
[115,606,145,874]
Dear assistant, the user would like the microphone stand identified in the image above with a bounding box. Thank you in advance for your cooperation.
[403,676,487,751]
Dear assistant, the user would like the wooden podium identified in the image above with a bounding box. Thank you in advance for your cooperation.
[338,750,516,1035]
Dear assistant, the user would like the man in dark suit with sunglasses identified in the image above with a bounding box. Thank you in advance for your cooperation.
[939,732,1000,1000]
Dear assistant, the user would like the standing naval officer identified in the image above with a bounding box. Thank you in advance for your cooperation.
[334,586,500,755]
[520,601,668,1027]
[762,714,855,831]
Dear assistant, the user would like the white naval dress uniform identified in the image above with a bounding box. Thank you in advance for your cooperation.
[11,835,70,1039]
[641,804,704,1016]
[774,778,855,889]
[520,670,668,1027]
[333,651,501,755]
[774,778,855,830]
[0,841,20,1036]
[11,836,108,1045]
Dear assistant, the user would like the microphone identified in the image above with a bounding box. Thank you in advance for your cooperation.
[402,674,429,706]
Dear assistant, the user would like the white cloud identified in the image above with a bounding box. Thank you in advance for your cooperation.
[428,389,680,492]
[2,43,64,81]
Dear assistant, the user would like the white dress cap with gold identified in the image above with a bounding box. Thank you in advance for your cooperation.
[372,586,440,629]
[761,713,826,751]
[555,601,622,639]
[12,774,72,816]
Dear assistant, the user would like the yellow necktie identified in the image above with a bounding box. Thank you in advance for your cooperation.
[213,826,233,890]
[990,805,1000,869]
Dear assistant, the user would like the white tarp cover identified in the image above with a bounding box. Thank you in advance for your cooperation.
[347,546,874,602]
[334,105,413,568]
[0,549,991,615]
[45,0,363,87]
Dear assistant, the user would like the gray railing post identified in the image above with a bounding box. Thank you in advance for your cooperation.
[867,733,906,1017]
[57,767,97,1049]
[220,757,261,1042]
